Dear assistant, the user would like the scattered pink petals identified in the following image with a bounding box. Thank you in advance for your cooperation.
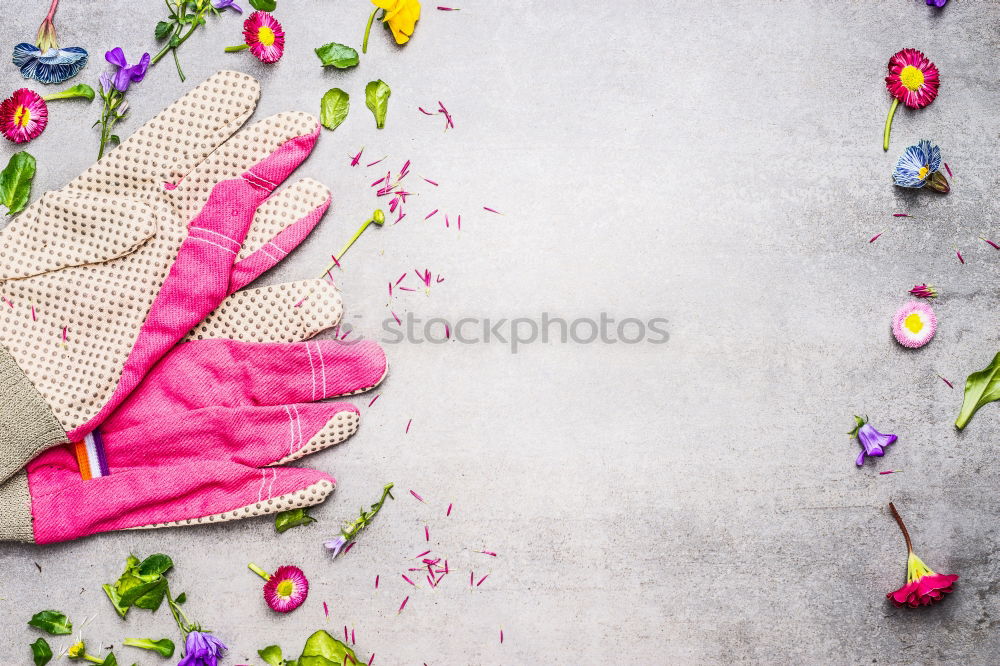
[368,654,375,665]
[446,503,452,516]
[350,149,363,166]
[425,209,439,220]
[344,541,356,555]
[470,571,474,587]
[391,311,402,326]
[368,394,381,407]
[869,232,883,243]
[483,206,502,214]
[500,629,504,644]
[415,550,431,558]
[323,601,329,618]
[476,574,490,587]
[892,213,912,218]
[409,488,424,502]
[371,175,387,187]
[457,214,462,231]
[423,178,438,186]
[366,156,387,167]
[936,373,954,389]
[1,296,12,309]
[956,249,965,264]
[401,574,416,586]
[437,101,454,129]
[477,550,497,557]
[418,107,435,115]
[944,162,953,178]
[375,575,380,589]
[406,418,413,434]
[425,526,430,541]
[398,596,409,613]
[981,237,1000,250]
[437,5,460,9]
[395,272,408,286]
[30,305,36,321]
[293,298,306,308]
[879,470,902,475]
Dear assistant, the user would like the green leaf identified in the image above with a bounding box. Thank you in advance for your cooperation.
[249,0,277,10]
[137,554,174,578]
[123,638,175,658]
[174,592,187,604]
[27,611,71,635]
[42,84,95,102]
[101,653,117,666]
[956,351,1000,429]
[0,151,36,216]
[155,21,173,39]
[364,80,391,130]
[319,89,350,132]
[276,507,318,532]
[30,638,52,666]
[259,645,284,666]
[299,630,358,666]
[103,584,129,619]
[314,42,359,69]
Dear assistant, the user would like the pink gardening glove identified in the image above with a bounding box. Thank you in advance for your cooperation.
[0,70,327,484]
[0,209,387,543]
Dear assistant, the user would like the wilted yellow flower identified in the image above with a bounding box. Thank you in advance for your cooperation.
[373,0,420,45]
[67,641,86,658]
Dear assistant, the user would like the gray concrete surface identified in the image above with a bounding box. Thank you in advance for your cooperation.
[2,0,999,663]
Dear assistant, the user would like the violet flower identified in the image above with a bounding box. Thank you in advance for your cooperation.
[324,535,349,557]
[850,416,898,466]
[178,631,226,666]
[212,0,243,11]
[105,47,150,92]
[926,0,947,7]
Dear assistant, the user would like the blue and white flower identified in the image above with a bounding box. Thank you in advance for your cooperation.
[892,139,949,193]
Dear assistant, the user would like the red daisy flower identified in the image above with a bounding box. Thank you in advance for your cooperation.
[886,48,940,109]
[243,11,285,63]
[881,49,940,151]
[0,88,48,143]
[260,564,308,612]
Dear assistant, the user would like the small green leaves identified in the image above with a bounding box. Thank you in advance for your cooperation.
[42,84,95,102]
[123,638,175,658]
[319,89,350,132]
[30,638,52,666]
[315,42,360,69]
[299,630,358,666]
[259,645,285,665]
[956,351,1000,429]
[155,21,173,39]
[365,79,391,129]
[103,553,174,618]
[250,0,277,10]
[276,508,318,533]
[28,610,72,635]
[100,653,117,666]
[0,151,36,216]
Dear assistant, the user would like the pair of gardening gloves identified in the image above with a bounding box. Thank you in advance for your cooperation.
[0,71,387,544]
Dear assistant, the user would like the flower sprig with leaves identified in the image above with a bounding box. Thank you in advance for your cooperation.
[153,0,242,81]
[324,482,395,556]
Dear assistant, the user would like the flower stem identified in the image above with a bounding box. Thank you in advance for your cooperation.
[165,587,194,637]
[224,44,250,52]
[318,210,385,277]
[44,0,59,22]
[362,7,379,54]
[883,98,899,152]
[888,502,913,554]
[248,563,271,580]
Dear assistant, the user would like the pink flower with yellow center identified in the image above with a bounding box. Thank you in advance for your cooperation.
[886,503,958,608]
[891,300,936,349]
[882,48,940,151]
[249,563,308,613]
[0,88,48,143]
[242,11,284,63]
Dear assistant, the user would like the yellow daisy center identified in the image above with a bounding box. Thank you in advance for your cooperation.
[13,105,31,128]
[899,65,925,91]
[276,579,294,597]
[918,165,929,180]
[257,25,275,46]
[904,313,924,334]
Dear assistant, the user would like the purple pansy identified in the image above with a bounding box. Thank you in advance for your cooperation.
[178,631,227,666]
[850,416,898,466]
[104,47,150,92]
[212,0,243,12]
[926,0,947,6]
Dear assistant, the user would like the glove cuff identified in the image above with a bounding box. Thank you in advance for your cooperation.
[0,470,34,542]
[0,344,66,483]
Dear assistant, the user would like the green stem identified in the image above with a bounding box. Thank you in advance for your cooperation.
[318,210,384,277]
[165,586,194,637]
[224,44,250,52]
[172,46,185,81]
[248,563,271,581]
[362,7,379,54]
[82,655,104,664]
[883,97,899,152]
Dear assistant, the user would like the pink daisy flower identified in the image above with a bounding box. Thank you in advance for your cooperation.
[0,88,48,143]
[886,49,940,110]
[243,11,284,63]
[892,301,937,349]
[251,564,309,612]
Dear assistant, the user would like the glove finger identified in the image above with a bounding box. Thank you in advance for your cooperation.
[105,339,387,429]
[168,112,320,223]
[104,402,359,468]
[70,70,260,193]
[186,279,343,344]
[28,458,335,544]
[230,178,332,291]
